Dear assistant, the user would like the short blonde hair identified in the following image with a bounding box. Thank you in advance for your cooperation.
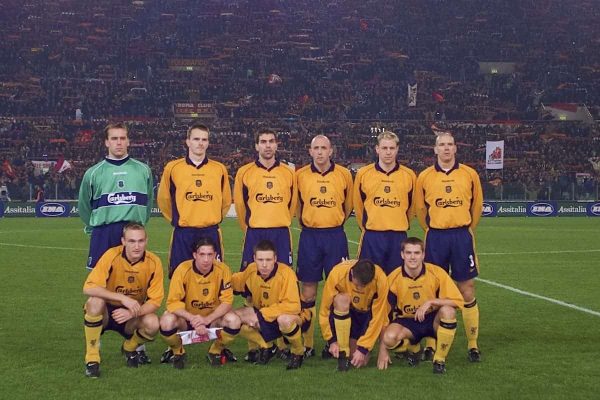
[377,131,399,145]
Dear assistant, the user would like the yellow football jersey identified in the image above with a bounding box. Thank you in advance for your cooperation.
[83,245,164,308]
[231,262,301,322]
[157,157,231,228]
[415,162,483,230]
[353,163,416,232]
[296,162,353,228]
[166,259,233,316]
[233,160,297,230]
[319,260,389,352]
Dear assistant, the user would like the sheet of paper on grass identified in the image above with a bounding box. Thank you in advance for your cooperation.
[177,328,222,345]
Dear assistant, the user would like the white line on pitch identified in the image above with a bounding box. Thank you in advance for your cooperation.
[476,277,600,318]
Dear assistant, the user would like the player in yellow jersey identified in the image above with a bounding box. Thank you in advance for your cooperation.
[319,259,388,371]
[228,240,305,370]
[158,123,231,278]
[353,131,416,274]
[414,133,483,362]
[82,223,164,378]
[295,135,353,358]
[377,237,463,374]
[159,237,239,369]
[233,130,297,271]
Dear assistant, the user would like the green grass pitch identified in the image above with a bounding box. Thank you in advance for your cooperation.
[0,216,599,399]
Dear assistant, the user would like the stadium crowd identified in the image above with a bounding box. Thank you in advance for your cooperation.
[0,0,599,201]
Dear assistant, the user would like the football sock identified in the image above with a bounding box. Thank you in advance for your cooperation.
[123,329,153,352]
[407,342,421,354]
[276,337,287,351]
[463,299,480,349]
[240,325,268,349]
[84,313,103,364]
[434,318,457,363]
[281,323,304,356]
[425,337,436,350]
[333,309,351,355]
[300,300,316,349]
[160,327,184,355]
[209,326,240,354]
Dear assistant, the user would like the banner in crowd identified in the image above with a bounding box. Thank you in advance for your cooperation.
[407,83,417,107]
[173,102,216,118]
[485,140,504,170]
[168,59,208,72]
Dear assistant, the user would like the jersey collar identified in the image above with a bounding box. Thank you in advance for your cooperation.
[105,156,130,166]
[434,160,459,175]
[121,247,146,265]
[401,264,426,280]
[255,158,281,171]
[310,161,335,176]
[375,161,400,175]
[257,262,279,281]
[186,155,209,169]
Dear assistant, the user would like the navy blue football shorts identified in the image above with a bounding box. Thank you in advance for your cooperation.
[296,226,349,283]
[102,304,134,339]
[168,225,223,278]
[358,230,407,275]
[241,227,292,271]
[424,227,479,282]
[256,309,283,342]
[393,311,437,344]
[328,306,372,352]
[87,221,128,270]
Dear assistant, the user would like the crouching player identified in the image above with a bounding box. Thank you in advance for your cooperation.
[319,259,388,371]
[377,237,463,374]
[159,237,239,369]
[82,223,164,378]
[229,240,306,370]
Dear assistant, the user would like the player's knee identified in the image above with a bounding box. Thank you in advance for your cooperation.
[276,314,295,331]
[159,312,178,331]
[141,313,160,335]
[438,305,456,319]
[458,282,475,303]
[222,312,241,329]
[333,293,351,312]
[84,297,106,316]
[301,282,318,302]
[382,327,400,347]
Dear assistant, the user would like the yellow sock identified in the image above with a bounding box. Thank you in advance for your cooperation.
[407,342,421,354]
[425,337,436,350]
[123,329,153,352]
[209,327,240,354]
[84,313,103,364]
[463,299,480,349]
[300,301,316,349]
[240,325,268,349]
[333,310,351,355]
[386,338,406,353]
[281,323,304,356]
[434,318,457,363]
[276,337,287,351]
[160,328,184,355]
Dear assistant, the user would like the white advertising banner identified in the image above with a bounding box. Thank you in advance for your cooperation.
[485,140,504,170]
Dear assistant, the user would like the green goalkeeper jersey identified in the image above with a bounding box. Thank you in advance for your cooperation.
[78,156,154,230]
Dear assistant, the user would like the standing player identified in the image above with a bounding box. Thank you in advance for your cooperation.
[159,237,238,369]
[233,130,297,270]
[78,122,154,363]
[295,135,353,357]
[377,237,463,374]
[78,122,154,271]
[82,223,164,378]
[157,123,232,278]
[353,131,416,274]
[414,132,483,362]
[229,240,306,370]
[319,259,388,371]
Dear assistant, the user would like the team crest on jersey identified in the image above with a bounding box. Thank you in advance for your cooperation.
[266,181,273,189]
[203,288,209,296]
[196,179,202,187]
[445,186,452,193]
[353,296,360,304]
[384,186,391,193]
[263,292,269,299]
[118,180,125,188]
[128,276,134,283]
[413,292,420,300]
[320,186,327,193]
